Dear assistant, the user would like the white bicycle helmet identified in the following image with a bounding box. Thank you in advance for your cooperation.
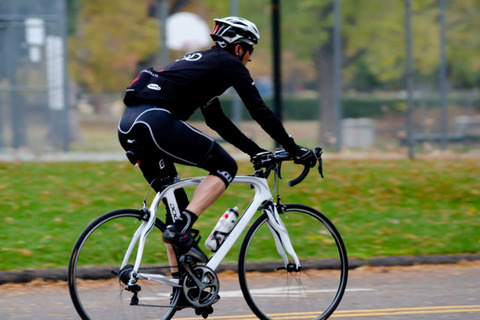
[210,16,260,49]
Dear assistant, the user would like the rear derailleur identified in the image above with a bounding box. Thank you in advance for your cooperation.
[117,264,141,305]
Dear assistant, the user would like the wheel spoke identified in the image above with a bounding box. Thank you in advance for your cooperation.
[68,209,178,320]
[238,204,348,320]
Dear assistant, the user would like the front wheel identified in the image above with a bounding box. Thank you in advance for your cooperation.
[68,209,180,320]
[238,204,348,320]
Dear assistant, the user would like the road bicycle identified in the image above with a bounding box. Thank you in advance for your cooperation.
[68,146,348,320]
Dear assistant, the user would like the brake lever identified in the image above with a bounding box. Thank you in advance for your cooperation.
[276,161,283,179]
[315,147,324,178]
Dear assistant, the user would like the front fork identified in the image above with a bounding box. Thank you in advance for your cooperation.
[264,201,302,271]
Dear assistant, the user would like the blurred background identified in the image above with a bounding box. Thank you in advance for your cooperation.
[1,0,479,158]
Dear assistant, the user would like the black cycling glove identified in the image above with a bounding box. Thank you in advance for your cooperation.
[293,147,317,168]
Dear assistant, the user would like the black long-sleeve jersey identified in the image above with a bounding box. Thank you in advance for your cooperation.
[124,46,298,156]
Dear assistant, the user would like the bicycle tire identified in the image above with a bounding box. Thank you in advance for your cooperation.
[68,209,181,320]
[238,204,348,320]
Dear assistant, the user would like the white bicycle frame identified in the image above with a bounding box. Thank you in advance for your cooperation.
[120,174,301,288]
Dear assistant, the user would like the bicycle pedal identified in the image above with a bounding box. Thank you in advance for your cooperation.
[195,305,214,319]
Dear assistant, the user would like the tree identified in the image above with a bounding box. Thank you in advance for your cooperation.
[283,0,446,147]
[201,0,434,146]
[68,0,159,112]
[205,0,480,147]
[67,0,80,35]
[68,0,201,113]
[444,0,480,88]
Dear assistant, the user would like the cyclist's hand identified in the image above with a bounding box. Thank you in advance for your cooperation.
[251,151,275,167]
[293,147,317,168]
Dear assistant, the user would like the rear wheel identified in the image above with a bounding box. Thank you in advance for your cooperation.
[238,204,348,320]
[68,209,180,320]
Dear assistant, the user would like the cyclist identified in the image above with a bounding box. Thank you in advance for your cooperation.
[118,16,316,262]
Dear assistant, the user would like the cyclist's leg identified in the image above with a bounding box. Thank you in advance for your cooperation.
[135,156,188,271]
[145,120,237,260]
[119,106,237,260]
[186,175,225,216]
[183,140,240,216]
[119,105,190,220]
[119,105,192,266]
[135,155,190,219]
[129,107,238,217]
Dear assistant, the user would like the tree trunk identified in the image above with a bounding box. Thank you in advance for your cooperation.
[314,42,337,148]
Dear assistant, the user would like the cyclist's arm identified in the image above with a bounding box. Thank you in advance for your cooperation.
[223,61,300,154]
[201,98,264,157]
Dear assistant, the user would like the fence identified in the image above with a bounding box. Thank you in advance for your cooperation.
[0,0,69,151]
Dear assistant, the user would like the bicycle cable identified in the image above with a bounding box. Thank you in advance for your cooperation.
[141,177,158,209]
[270,163,282,204]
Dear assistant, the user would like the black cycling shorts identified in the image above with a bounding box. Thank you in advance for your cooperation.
[118,105,237,188]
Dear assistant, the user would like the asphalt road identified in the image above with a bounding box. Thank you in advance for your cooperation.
[1,262,479,320]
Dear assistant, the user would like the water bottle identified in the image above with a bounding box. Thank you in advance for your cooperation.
[205,207,238,252]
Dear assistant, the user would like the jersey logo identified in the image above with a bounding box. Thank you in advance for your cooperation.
[141,69,158,77]
[170,203,180,221]
[176,52,203,62]
[147,83,161,91]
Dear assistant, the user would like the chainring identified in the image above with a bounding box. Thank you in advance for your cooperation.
[182,265,219,308]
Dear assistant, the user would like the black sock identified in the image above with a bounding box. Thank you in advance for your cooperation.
[174,209,197,233]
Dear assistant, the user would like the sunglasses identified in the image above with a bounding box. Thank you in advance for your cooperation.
[241,45,254,55]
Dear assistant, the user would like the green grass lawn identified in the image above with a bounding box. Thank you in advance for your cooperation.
[0,158,479,271]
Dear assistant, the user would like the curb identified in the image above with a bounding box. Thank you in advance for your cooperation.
[1,254,479,285]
